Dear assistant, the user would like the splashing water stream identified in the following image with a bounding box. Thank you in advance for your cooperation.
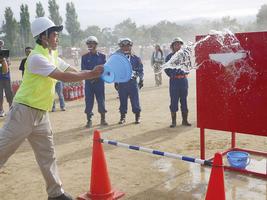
[157,29,258,93]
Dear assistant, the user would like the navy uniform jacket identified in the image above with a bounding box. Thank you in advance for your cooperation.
[81,51,107,114]
[129,54,144,81]
[81,52,106,71]
[115,50,144,81]
[164,52,187,78]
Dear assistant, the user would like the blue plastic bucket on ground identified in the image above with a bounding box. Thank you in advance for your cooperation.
[227,151,250,169]
[101,53,132,83]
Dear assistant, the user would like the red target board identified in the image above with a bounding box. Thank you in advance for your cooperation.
[196,31,267,137]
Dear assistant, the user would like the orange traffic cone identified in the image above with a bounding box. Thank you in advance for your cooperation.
[205,152,226,200]
[78,130,125,200]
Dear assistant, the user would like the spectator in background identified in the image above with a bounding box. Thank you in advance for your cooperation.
[0,39,13,117]
[19,47,32,76]
[151,44,164,86]
[52,81,65,112]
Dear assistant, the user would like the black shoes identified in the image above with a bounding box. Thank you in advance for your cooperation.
[86,120,92,128]
[135,113,141,124]
[100,113,108,126]
[170,112,176,128]
[182,112,191,126]
[118,113,126,124]
[48,193,73,200]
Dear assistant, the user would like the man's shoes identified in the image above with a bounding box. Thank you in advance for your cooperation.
[86,120,92,128]
[48,193,73,200]
[0,110,5,117]
[118,113,126,124]
[118,118,126,124]
[61,108,66,111]
[100,113,108,126]
[100,120,108,126]
[135,113,141,124]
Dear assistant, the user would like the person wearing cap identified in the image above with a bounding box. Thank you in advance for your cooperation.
[19,46,33,76]
[81,36,108,128]
[165,37,191,128]
[0,39,13,117]
[116,38,144,124]
[151,44,164,86]
[0,17,103,200]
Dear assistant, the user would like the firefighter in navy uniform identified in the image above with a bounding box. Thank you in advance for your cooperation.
[81,36,108,128]
[165,37,191,128]
[115,38,144,124]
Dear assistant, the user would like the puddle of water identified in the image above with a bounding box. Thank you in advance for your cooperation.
[152,158,173,173]
[152,156,266,200]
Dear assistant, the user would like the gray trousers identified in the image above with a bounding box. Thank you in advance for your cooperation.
[0,79,13,107]
[0,103,64,197]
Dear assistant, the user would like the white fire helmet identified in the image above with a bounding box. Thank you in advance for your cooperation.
[31,17,63,38]
[86,36,99,44]
[171,37,184,46]
[118,38,133,46]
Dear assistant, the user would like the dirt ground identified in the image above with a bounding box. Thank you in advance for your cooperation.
[0,58,266,200]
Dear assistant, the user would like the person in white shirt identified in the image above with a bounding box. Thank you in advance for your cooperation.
[0,17,103,200]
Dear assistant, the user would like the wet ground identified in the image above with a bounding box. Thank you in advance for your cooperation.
[0,60,266,200]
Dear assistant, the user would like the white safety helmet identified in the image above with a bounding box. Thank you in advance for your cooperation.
[31,17,63,38]
[86,36,98,44]
[118,38,133,46]
[171,37,184,46]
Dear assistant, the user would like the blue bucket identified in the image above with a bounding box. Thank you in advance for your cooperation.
[227,151,250,169]
[101,53,132,83]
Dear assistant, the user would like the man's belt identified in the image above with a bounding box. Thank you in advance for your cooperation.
[172,74,187,79]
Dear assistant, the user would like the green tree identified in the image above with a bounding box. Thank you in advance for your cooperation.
[36,1,45,17]
[82,26,101,38]
[150,20,184,44]
[2,7,19,55]
[135,25,151,45]
[113,18,137,40]
[101,27,117,47]
[20,4,31,47]
[256,4,267,30]
[48,0,62,25]
[65,2,80,46]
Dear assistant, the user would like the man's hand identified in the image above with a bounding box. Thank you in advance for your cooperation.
[138,79,144,89]
[114,83,119,91]
[89,65,104,79]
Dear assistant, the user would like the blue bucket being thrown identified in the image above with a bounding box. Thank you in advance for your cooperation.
[227,151,250,169]
[101,53,132,83]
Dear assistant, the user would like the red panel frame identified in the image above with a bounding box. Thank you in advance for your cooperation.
[196,31,267,178]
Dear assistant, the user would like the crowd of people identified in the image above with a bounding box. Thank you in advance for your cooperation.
[0,17,192,200]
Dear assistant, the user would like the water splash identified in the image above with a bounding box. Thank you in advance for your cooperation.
[157,29,258,93]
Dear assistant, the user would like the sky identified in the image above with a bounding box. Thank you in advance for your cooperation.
[0,0,266,29]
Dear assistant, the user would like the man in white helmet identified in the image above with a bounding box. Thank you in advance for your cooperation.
[81,35,108,128]
[0,17,103,200]
[115,38,144,124]
[165,37,191,128]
